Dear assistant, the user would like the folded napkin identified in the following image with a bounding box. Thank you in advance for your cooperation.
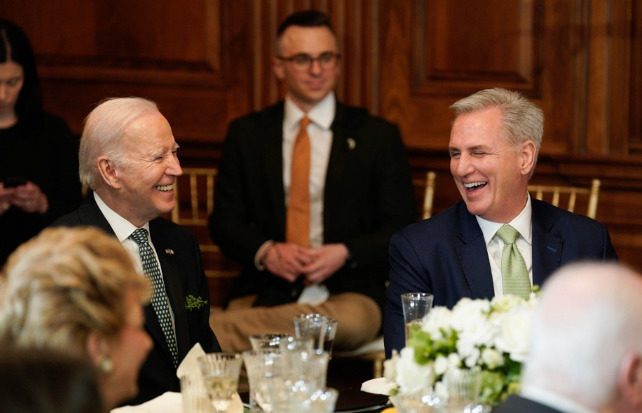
[110,392,182,413]
[361,377,396,395]
[111,344,243,413]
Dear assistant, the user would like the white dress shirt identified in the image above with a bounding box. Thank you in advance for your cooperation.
[282,93,335,247]
[476,195,533,297]
[94,192,176,330]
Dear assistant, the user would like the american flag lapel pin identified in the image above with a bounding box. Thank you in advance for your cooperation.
[347,137,356,150]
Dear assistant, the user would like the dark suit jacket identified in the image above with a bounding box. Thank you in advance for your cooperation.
[209,100,416,311]
[493,395,565,413]
[383,199,617,356]
[53,196,221,404]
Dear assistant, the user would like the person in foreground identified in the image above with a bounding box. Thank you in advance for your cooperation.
[53,97,221,404]
[0,227,151,411]
[494,261,642,413]
[383,88,617,357]
[209,10,416,352]
[0,346,102,413]
[209,10,415,352]
[0,19,82,264]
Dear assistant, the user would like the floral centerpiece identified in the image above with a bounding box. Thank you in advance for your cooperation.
[384,293,538,407]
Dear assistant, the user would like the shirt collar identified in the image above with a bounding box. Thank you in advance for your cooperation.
[476,194,533,246]
[284,92,336,132]
[93,192,150,242]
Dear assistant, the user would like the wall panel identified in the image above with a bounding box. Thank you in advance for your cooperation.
[2,0,642,280]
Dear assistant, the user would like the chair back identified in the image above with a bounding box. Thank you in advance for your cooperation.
[413,171,437,220]
[528,178,600,219]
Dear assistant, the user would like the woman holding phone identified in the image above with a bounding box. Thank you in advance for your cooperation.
[0,19,82,264]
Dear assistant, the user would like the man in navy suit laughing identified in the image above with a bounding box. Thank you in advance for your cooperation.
[383,88,617,357]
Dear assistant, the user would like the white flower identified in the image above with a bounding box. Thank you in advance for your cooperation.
[434,355,449,375]
[494,304,533,362]
[447,353,462,370]
[421,306,452,340]
[481,348,504,369]
[395,347,435,394]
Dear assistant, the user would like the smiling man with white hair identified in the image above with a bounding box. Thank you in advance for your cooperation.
[494,261,642,413]
[53,97,220,405]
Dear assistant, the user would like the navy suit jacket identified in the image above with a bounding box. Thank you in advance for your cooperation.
[209,100,416,311]
[493,395,565,413]
[383,199,617,356]
[53,196,221,404]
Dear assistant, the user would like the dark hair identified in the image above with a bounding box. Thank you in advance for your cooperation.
[277,10,334,36]
[0,19,43,124]
[0,348,102,413]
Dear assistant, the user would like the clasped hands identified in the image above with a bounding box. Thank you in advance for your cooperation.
[0,182,49,216]
[261,242,349,285]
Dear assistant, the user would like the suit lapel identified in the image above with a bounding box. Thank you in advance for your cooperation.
[324,103,351,214]
[531,199,563,287]
[455,203,496,299]
[149,220,190,361]
[81,197,172,359]
[261,104,287,236]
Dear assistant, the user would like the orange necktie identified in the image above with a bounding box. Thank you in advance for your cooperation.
[286,115,311,247]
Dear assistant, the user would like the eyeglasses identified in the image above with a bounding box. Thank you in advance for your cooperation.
[277,52,341,71]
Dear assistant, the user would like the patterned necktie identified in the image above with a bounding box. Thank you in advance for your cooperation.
[286,115,311,247]
[130,228,178,367]
[495,224,531,299]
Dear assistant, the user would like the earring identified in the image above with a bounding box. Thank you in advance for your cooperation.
[99,357,113,374]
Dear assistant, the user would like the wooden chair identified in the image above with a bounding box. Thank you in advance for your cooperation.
[171,168,241,295]
[414,171,437,220]
[528,178,601,219]
[335,171,438,378]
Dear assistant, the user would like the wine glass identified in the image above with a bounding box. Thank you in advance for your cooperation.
[198,352,242,413]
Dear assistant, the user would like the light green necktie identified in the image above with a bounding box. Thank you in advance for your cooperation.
[496,224,531,299]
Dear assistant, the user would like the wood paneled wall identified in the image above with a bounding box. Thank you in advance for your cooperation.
[3,1,642,273]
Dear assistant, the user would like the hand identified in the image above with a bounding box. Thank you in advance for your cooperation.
[262,242,315,282]
[13,181,48,214]
[301,243,349,285]
[0,183,16,216]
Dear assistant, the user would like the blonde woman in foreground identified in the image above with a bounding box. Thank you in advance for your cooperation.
[0,227,152,411]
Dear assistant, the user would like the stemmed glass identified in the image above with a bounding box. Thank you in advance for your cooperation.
[198,352,242,413]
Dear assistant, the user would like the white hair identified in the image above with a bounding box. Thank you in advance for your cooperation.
[521,261,642,409]
[78,97,159,190]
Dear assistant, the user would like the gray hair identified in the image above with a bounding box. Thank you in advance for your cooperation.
[521,262,642,410]
[450,88,543,152]
[78,97,159,190]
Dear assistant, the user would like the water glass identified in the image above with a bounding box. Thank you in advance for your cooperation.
[282,348,330,392]
[401,292,434,343]
[279,336,314,353]
[249,333,291,350]
[294,313,328,350]
[198,353,242,413]
[180,374,214,413]
[323,318,338,356]
[242,349,283,412]
[445,368,482,411]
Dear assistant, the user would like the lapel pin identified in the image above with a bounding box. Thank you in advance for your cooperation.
[347,137,356,150]
[165,249,175,255]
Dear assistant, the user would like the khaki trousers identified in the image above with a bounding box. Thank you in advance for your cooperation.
[210,292,381,353]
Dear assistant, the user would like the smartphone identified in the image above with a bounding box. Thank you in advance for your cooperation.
[3,176,28,188]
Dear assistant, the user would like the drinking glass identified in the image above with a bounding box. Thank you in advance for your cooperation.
[323,318,338,356]
[279,336,314,353]
[445,368,482,412]
[249,333,291,350]
[242,349,283,412]
[180,374,214,413]
[198,353,242,413]
[401,292,434,343]
[293,313,328,351]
